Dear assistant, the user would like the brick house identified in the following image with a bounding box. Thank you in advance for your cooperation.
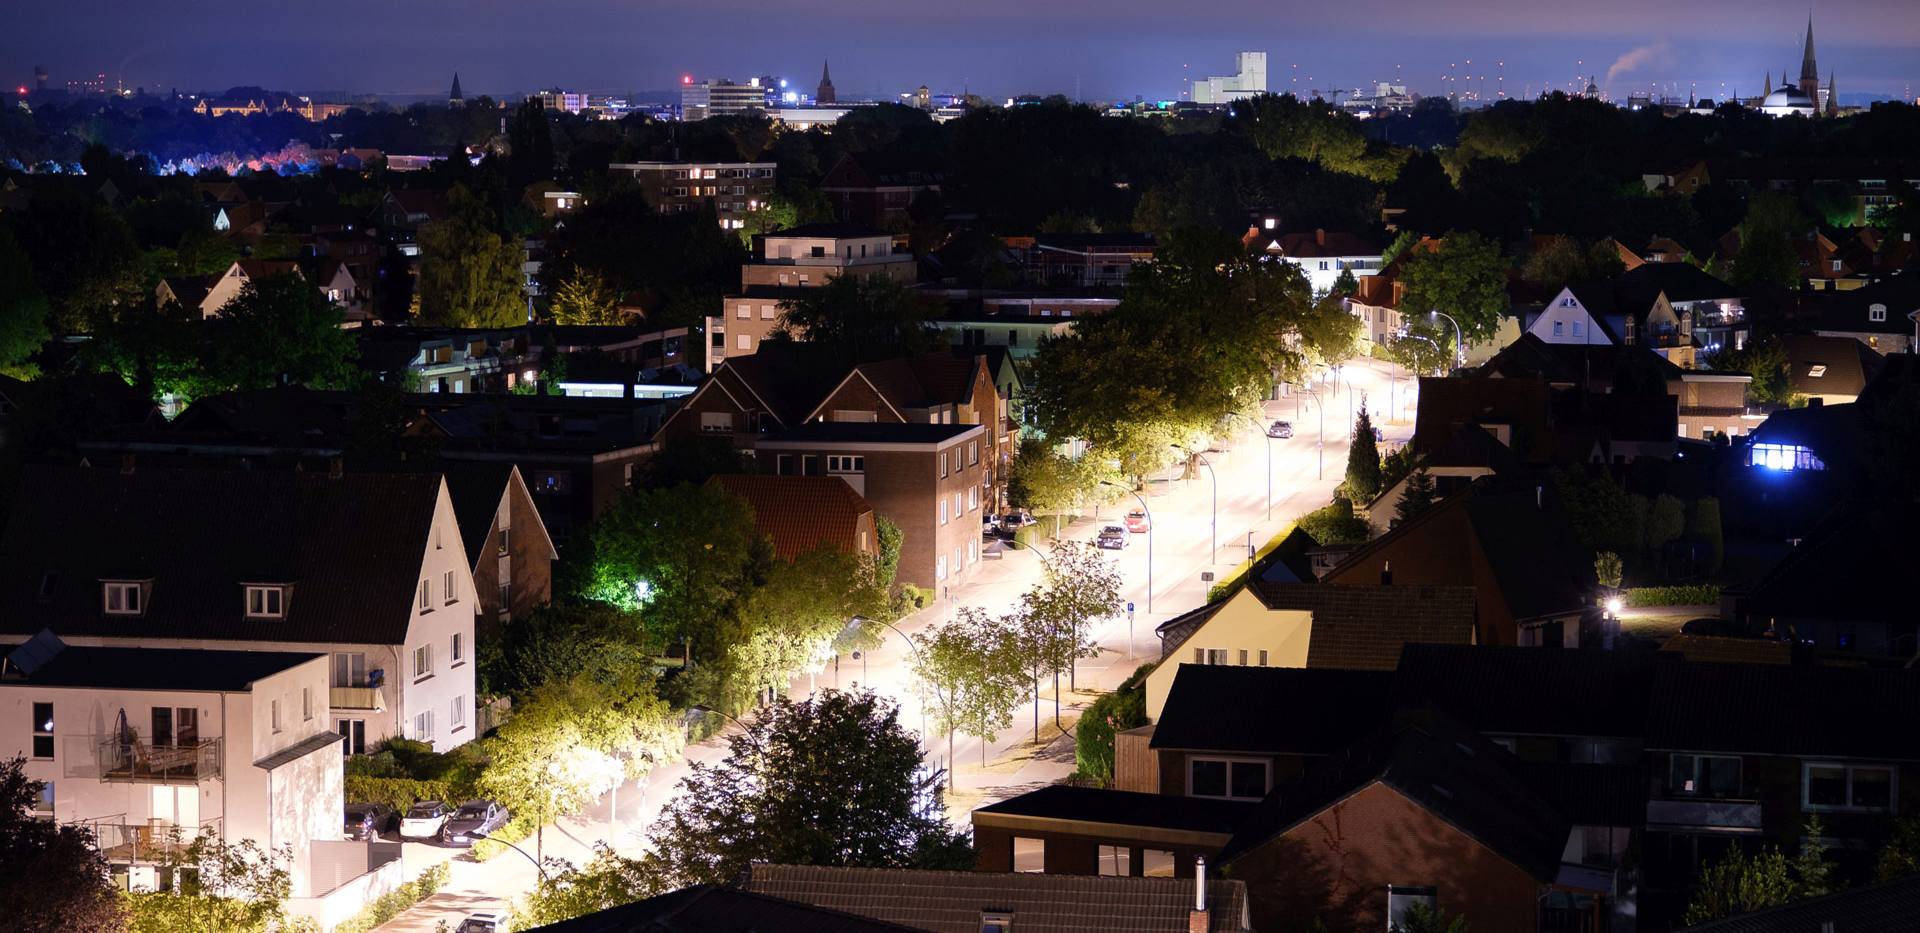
[818,153,943,230]
[708,474,880,562]
[708,224,915,371]
[444,463,556,636]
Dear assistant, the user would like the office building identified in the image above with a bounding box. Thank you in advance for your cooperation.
[1191,52,1267,105]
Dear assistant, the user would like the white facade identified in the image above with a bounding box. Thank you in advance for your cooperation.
[1527,288,1615,345]
[1,652,342,896]
[1192,51,1268,104]
[762,231,900,267]
[1273,251,1384,294]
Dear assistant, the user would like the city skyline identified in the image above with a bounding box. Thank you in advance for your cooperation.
[8,0,1920,104]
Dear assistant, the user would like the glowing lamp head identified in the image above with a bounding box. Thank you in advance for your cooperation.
[633,579,655,604]
[682,75,693,85]
[1605,596,1624,616]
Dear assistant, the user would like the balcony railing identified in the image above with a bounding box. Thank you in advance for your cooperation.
[66,735,222,784]
[1646,796,1763,832]
[74,816,224,864]
[329,685,387,711]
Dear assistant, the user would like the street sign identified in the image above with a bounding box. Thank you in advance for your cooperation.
[1127,601,1135,613]
[1201,572,1215,582]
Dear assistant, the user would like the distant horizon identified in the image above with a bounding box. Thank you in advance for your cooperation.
[8,0,1918,104]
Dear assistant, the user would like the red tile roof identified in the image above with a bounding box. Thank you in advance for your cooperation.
[708,474,875,561]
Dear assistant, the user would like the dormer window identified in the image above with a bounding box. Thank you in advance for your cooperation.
[103,581,144,616]
[245,585,286,619]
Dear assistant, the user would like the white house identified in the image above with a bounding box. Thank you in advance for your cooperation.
[1261,229,1383,295]
[0,635,346,897]
[0,465,478,755]
[155,260,305,319]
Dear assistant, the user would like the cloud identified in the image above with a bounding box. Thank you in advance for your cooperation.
[1605,41,1671,86]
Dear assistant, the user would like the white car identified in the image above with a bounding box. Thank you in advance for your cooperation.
[398,800,451,840]
[456,913,506,933]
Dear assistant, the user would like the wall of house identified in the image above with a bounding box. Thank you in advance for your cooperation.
[1144,593,1312,721]
[1323,507,1518,645]
[399,485,480,752]
[1528,294,1612,345]
[468,480,555,635]
[972,817,1227,878]
[1231,781,1544,933]
[268,739,345,897]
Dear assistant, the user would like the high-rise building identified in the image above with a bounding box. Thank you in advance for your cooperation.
[33,65,47,92]
[681,78,774,121]
[816,61,836,105]
[1190,51,1267,104]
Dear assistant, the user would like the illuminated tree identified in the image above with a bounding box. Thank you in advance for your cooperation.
[549,267,624,325]
[914,608,1028,772]
[1396,232,1510,342]
[417,185,526,327]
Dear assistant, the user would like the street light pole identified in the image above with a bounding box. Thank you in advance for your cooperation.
[1171,445,1217,564]
[1297,386,1325,480]
[471,830,549,884]
[1101,481,1152,615]
[1429,310,1467,369]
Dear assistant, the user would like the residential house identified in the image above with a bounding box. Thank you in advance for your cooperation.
[1807,275,1920,355]
[314,260,364,321]
[606,161,776,230]
[743,863,1252,933]
[525,884,921,932]
[1476,335,1755,441]
[1257,228,1382,294]
[972,784,1254,879]
[1142,582,1478,721]
[1005,233,1156,289]
[711,224,915,371]
[1321,489,1591,647]
[1732,502,1920,659]
[708,474,880,562]
[0,635,348,898]
[157,260,304,319]
[443,464,556,635]
[1611,262,1748,357]
[818,153,944,230]
[0,466,479,754]
[928,292,1114,363]
[1780,333,1884,405]
[379,190,448,230]
[1525,282,1695,365]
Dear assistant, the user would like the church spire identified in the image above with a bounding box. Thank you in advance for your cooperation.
[1801,15,1818,83]
[1826,71,1838,116]
[815,60,837,105]
[449,72,464,107]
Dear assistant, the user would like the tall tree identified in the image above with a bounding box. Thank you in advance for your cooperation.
[0,228,52,376]
[1396,232,1511,343]
[579,483,761,664]
[913,607,1028,773]
[640,690,972,890]
[1394,466,1437,525]
[549,266,624,325]
[6,189,141,332]
[1345,401,1383,502]
[507,98,556,189]
[203,272,357,391]
[417,185,526,327]
[0,757,129,933]
[770,274,941,367]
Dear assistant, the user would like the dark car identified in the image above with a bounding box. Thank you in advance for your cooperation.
[1266,420,1293,439]
[1096,525,1129,550]
[344,802,396,841]
[440,799,509,847]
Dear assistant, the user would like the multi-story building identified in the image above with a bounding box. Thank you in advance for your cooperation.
[707,224,914,370]
[0,466,478,755]
[679,78,774,121]
[1,634,347,896]
[533,89,588,113]
[1190,52,1268,105]
[607,161,776,230]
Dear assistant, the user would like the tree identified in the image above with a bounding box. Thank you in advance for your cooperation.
[0,228,51,376]
[1229,93,1381,179]
[913,608,1028,774]
[126,831,298,933]
[1007,437,1107,538]
[579,483,760,664]
[1380,319,1454,376]
[728,544,893,707]
[0,756,129,932]
[1520,236,1626,294]
[1686,497,1724,575]
[1394,903,1471,933]
[6,188,141,332]
[1394,466,1436,525]
[417,185,526,327]
[507,98,556,189]
[1875,814,1920,882]
[1297,498,1370,545]
[1551,468,1642,559]
[1683,822,1834,926]
[517,844,655,927]
[770,274,941,367]
[549,266,624,325]
[1594,551,1624,591]
[1396,232,1511,343]
[1644,494,1687,561]
[1027,540,1122,697]
[484,603,657,700]
[1729,193,1806,292]
[1703,334,1794,406]
[640,690,972,890]
[1297,292,1364,368]
[1345,401,1382,502]
[203,273,357,391]
[1329,267,1360,296]
[1073,665,1150,787]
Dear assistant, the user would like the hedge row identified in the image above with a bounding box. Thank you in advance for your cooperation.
[1624,585,1722,608]
[332,863,449,933]
[344,775,453,812]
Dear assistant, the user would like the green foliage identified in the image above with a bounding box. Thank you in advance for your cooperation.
[1623,585,1721,608]
[1008,437,1108,529]
[0,228,52,376]
[1683,822,1835,926]
[1876,814,1920,882]
[1729,193,1807,291]
[125,832,298,933]
[5,187,141,332]
[1073,665,1152,786]
[417,184,526,327]
[1687,497,1725,575]
[469,813,535,863]
[579,483,759,661]
[1230,93,1403,182]
[1393,902,1471,933]
[1520,236,1626,294]
[202,273,358,391]
[640,690,972,890]
[0,756,129,932]
[1298,292,1365,368]
[1394,466,1437,526]
[331,864,448,933]
[1380,318,1455,376]
[516,844,656,926]
[1329,267,1360,296]
[485,603,656,700]
[727,543,892,702]
[1594,551,1624,591]
[876,515,904,589]
[539,188,743,330]
[914,607,1030,767]
[549,266,624,325]
[1344,402,1383,502]
[1645,494,1688,556]
[1396,231,1511,343]
[1297,498,1370,545]
[1703,334,1794,406]
[1010,525,1041,550]
[343,775,454,813]
[769,274,941,367]
[1551,468,1642,559]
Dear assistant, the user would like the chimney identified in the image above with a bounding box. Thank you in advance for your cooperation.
[1189,855,1210,933]
[1379,560,1393,586]
[1314,228,1327,246]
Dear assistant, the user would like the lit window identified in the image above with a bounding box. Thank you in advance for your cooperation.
[1669,753,1742,798]
[1098,845,1131,876]
[1748,443,1826,472]
[1013,837,1044,872]
[103,582,143,616]
[245,585,285,619]
[1807,364,1827,378]
[31,702,53,758]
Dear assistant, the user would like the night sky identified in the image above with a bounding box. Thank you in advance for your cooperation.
[7,0,1918,103]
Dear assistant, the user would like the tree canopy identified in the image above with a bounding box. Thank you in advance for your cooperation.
[417,184,527,327]
[0,757,128,933]
[1395,232,1510,342]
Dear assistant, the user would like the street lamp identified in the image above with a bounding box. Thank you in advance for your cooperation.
[1170,444,1217,564]
[1296,385,1326,480]
[471,830,549,884]
[1100,481,1152,617]
[1242,413,1274,522]
[1428,310,1467,368]
[837,616,933,754]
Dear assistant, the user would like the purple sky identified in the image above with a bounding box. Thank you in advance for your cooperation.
[7,0,1917,103]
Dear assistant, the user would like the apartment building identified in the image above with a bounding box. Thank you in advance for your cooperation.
[708,224,915,371]
[607,161,775,230]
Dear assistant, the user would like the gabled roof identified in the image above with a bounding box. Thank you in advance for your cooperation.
[1611,261,1740,305]
[0,465,446,646]
[755,422,981,446]
[1151,664,1395,753]
[812,354,986,423]
[744,863,1251,933]
[1217,713,1573,884]
[1477,333,1683,390]
[442,463,556,566]
[1779,333,1884,398]
[708,474,875,561]
[819,152,947,190]
[1390,645,1660,740]
[534,883,921,933]
[1410,376,1553,462]
[1264,229,1379,259]
[4,638,323,692]
[1677,872,1920,933]
[1246,581,1478,671]
[1647,660,1920,760]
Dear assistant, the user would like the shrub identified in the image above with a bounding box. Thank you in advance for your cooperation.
[471,813,536,863]
[1073,664,1153,786]
[344,776,452,813]
[895,583,933,612]
[332,863,448,933]
[1624,585,1721,608]
[1297,498,1369,545]
[1010,525,1040,550]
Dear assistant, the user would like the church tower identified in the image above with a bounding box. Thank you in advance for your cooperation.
[449,72,465,108]
[1798,16,1820,102]
[816,61,836,105]
[1826,72,1838,116]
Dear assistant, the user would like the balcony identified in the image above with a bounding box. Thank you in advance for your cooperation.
[67,735,222,784]
[330,685,387,711]
[78,817,225,864]
[1646,797,1763,832]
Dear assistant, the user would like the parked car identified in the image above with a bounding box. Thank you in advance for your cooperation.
[440,799,510,847]
[455,913,506,933]
[344,802,396,842]
[1266,420,1293,439]
[398,800,451,841]
[1124,509,1150,533]
[999,509,1037,534]
[1097,525,1129,549]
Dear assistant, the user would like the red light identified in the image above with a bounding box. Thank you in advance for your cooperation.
[14,86,24,95]
[682,75,692,85]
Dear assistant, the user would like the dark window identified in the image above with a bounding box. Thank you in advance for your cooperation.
[151,708,173,747]
[1190,759,1227,798]
[1230,761,1267,799]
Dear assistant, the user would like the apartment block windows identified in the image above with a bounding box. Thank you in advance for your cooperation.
[414,644,434,681]
[450,632,465,666]
[968,441,979,465]
[1098,845,1131,876]
[1804,763,1895,813]
[936,555,948,581]
[245,585,285,619]
[1670,753,1743,798]
[1189,756,1270,801]
[968,487,979,511]
[940,452,949,477]
[1013,837,1044,873]
[443,570,457,604]
[939,500,949,525]
[451,696,467,732]
[103,581,143,616]
[827,455,865,473]
[31,702,53,758]
[331,652,367,688]
[1142,849,1175,877]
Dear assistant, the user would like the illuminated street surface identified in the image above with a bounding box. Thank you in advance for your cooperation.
[375,359,1415,929]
